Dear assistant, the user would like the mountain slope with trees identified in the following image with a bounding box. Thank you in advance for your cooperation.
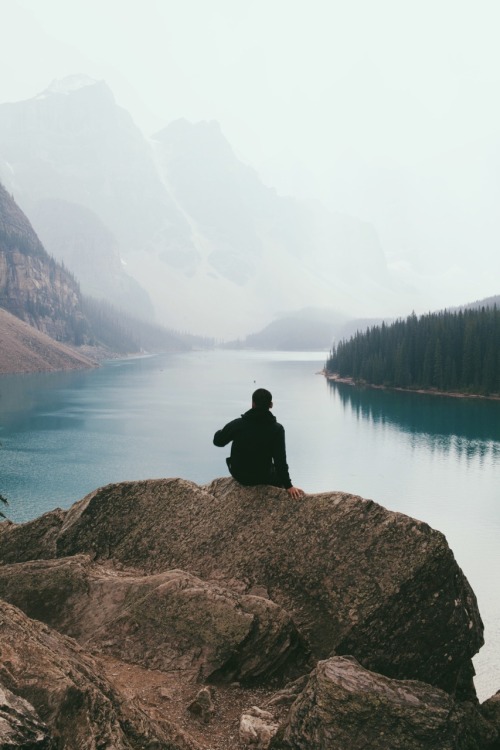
[0,307,96,374]
[0,182,193,372]
[0,181,88,343]
[325,306,500,396]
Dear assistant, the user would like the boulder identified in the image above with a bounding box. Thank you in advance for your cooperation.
[0,556,307,685]
[187,687,216,724]
[0,477,496,748]
[270,656,497,750]
[0,684,53,749]
[239,706,279,748]
[0,599,201,749]
[0,511,63,564]
[482,691,500,749]
[0,477,480,699]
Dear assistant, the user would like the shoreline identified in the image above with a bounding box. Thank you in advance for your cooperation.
[323,371,500,402]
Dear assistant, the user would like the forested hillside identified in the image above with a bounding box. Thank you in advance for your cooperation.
[325,307,500,396]
[0,181,202,362]
[0,307,96,374]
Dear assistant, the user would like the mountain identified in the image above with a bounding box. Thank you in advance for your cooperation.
[462,294,500,311]
[0,181,87,343]
[223,307,347,350]
[0,77,400,339]
[222,307,395,351]
[0,306,95,374]
[0,182,190,368]
[0,76,162,320]
[149,119,395,337]
[28,198,155,320]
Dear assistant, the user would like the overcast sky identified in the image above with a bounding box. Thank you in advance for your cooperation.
[3,0,500,311]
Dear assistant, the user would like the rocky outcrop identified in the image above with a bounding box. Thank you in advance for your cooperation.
[0,557,308,685]
[270,656,496,750]
[0,599,201,750]
[0,509,64,564]
[1,476,481,700]
[482,691,500,749]
[0,684,53,749]
[0,477,498,748]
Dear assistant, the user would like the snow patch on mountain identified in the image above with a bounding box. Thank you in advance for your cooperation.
[40,75,100,97]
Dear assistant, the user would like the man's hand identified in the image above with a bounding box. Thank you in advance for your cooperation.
[287,486,305,499]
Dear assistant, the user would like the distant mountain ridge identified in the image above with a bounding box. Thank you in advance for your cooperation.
[461,295,500,310]
[0,76,401,339]
[229,294,500,352]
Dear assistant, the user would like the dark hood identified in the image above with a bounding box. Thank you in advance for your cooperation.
[241,408,277,424]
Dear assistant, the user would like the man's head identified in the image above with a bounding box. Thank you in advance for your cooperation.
[252,388,273,410]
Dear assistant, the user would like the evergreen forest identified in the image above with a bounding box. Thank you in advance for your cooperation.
[325,307,500,396]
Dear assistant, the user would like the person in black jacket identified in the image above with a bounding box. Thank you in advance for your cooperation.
[213,388,305,499]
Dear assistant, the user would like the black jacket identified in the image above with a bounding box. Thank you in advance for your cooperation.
[213,408,293,489]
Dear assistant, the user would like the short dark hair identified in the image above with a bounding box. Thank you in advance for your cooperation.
[252,388,272,409]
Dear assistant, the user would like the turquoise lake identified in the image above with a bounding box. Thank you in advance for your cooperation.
[0,349,499,700]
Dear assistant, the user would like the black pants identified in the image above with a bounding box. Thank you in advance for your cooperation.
[226,457,283,488]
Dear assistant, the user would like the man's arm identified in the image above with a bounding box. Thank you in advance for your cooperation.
[273,425,305,498]
[213,419,239,447]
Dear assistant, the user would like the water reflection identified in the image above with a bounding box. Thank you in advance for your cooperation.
[0,370,89,433]
[328,380,500,461]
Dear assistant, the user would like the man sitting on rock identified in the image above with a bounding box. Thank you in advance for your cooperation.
[213,388,305,499]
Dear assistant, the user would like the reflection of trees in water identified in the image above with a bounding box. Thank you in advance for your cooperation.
[328,381,500,461]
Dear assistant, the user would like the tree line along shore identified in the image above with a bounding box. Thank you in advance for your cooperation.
[325,306,500,398]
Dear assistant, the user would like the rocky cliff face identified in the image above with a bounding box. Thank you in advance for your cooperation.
[0,183,87,343]
[0,477,498,749]
[0,184,190,369]
[0,598,200,750]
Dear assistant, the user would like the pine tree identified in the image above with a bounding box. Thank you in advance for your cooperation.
[325,306,499,396]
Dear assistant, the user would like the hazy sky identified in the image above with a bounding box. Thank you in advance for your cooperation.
[3,0,500,311]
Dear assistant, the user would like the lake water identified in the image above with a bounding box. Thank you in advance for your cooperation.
[1,349,499,701]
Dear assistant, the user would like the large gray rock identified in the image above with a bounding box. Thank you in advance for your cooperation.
[239,706,279,749]
[0,477,483,700]
[0,556,307,685]
[0,684,53,749]
[0,599,201,750]
[270,656,497,750]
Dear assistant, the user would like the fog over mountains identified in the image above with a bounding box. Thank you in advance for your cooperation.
[0,76,415,340]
